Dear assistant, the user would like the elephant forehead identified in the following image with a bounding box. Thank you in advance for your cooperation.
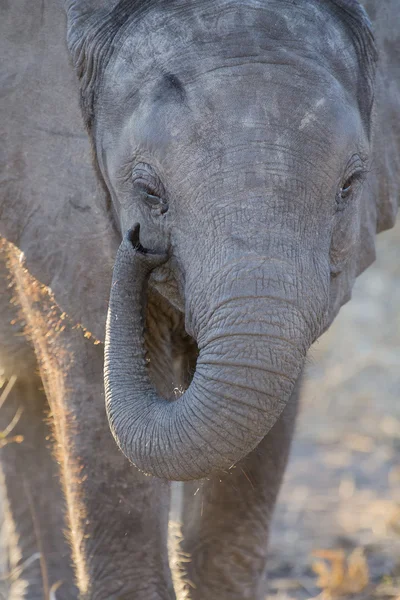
[96,1,366,159]
[109,0,359,73]
[100,0,361,118]
[100,61,362,182]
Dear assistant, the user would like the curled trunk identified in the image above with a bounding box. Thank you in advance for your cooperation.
[104,228,310,481]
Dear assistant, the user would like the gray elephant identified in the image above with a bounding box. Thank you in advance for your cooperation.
[0,0,398,598]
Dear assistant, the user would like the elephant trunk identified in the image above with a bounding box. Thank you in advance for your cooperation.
[104,228,313,481]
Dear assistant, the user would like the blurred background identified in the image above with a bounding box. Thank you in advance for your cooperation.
[267,219,400,599]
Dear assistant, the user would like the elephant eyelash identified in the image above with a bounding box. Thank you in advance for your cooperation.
[131,163,164,192]
[336,158,369,211]
[340,170,366,195]
[131,165,169,213]
[135,184,168,213]
[134,178,161,198]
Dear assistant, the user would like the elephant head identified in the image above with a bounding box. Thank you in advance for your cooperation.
[66,0,398,481]
[1,1,398,480]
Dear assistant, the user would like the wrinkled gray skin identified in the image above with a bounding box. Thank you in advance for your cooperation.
[0,0,399,598]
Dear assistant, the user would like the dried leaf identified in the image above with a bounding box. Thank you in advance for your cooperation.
[312,548,369,598]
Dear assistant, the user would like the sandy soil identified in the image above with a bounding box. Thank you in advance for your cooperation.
[267,219,400,599]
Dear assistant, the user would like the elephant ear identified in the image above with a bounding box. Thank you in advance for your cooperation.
[64,0,154,131]
[358,0,400,270]
[0,0,119,342]
[321,0,398,326]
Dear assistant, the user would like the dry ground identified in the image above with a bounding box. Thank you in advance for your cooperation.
[267,219,400,599]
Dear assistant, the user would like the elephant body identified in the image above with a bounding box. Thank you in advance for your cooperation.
[0,1,398,598]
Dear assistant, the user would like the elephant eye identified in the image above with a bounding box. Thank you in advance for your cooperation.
[340,174,357,200]
[137,183,168,214]
[136,179,160,202]
[132,163,168,213]
[337,157,367,210]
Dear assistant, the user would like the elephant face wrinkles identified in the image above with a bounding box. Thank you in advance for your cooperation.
[89,0,375,334]
[61,0,383,479]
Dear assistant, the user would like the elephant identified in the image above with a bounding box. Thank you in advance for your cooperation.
[0,0,399,598]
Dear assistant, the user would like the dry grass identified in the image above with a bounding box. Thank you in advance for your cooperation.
[0,378,65,600]
[0,376,24,450]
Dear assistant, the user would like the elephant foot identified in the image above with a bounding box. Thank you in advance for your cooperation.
[175,539,268,600]
[178,572,267,600]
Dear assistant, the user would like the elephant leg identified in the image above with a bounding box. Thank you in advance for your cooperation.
[10,259,174,600]
[43,341,173,600]
[179,376,302,600]
[0,375,77,600]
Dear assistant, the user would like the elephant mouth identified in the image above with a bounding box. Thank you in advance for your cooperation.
[104,227,314,480]
[127,225,155,255]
